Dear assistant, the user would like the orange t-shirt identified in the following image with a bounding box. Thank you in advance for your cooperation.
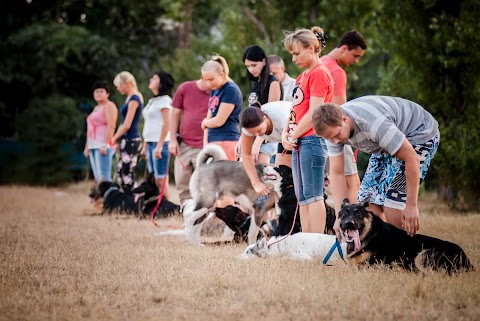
[320,55,347,97]
[289,63,334,138]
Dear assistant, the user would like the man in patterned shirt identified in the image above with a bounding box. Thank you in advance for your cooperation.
[312,95,440,236]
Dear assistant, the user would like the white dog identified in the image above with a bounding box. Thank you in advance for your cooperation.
[239,233,347,265]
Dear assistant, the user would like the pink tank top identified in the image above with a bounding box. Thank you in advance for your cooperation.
[86,106,110,149]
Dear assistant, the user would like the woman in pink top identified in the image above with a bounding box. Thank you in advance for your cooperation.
[84,81,118,183]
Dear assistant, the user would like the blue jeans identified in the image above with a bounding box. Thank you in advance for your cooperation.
[89,148,115,183]
[146,141,170,179]
[291,135,328,206]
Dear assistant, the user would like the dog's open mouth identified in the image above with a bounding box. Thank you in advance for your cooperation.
[261,174,277,182]
[344,229,362,253]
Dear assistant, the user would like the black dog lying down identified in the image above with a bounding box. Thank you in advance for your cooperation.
[271,165,336,237]
[89,175,180,218]
[337,199,474,274]
[214,206,268,243]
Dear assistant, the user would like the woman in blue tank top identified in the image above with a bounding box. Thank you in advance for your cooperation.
[112,71,144,194]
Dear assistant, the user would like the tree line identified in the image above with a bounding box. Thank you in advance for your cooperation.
[0,0,479,209]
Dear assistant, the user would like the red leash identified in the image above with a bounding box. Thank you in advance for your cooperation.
[176,155,192,178]
[150,156,176,229]
[150,152,192,228]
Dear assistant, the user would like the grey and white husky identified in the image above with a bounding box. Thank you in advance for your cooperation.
[182,144,277,245]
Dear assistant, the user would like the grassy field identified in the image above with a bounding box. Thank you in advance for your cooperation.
[0,183,479,321]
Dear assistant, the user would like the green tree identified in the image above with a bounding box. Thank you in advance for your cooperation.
[373,0,480,209]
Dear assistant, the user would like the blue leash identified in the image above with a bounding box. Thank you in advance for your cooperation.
[323,238,346,265]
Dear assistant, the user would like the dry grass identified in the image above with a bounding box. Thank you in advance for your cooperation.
[0,183,479,321]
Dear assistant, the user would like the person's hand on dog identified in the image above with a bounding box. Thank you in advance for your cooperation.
[253,181,271,197]
[402,205,420,236]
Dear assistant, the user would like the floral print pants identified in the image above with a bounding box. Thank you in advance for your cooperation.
[116,138,142,194]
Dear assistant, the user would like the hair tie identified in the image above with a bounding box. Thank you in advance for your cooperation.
[314,32,328,48]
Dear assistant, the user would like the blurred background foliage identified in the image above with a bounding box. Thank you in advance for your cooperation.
[0,0,479,210]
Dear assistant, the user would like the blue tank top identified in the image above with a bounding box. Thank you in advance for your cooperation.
[120,94,143,139]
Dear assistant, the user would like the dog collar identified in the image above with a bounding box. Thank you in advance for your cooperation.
[104,186,119,199]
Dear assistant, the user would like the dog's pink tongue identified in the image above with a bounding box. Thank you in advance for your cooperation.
[348,230,361,252]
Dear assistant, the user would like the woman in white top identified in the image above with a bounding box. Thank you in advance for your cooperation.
[240,101,292,196]
[141,71,175,199]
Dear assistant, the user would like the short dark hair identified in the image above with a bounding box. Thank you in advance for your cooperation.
[240,105,265,129]
[337,30,367,51]
[155,71,175,97]
[93,81,110,93]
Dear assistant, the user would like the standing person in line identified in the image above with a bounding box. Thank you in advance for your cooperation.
[84,81,118,184]
[201,55,243,161]
[281,26,334,233]
[168,78,210,204]
[242,45,283,164]
[140,71,175,200]
[267,55,296,102]
[112,71,144,194]
[312,96,440,236]
[320,29,367,204]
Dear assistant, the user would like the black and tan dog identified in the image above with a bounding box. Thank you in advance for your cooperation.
[337,199,474,274]
[89,175,180,218]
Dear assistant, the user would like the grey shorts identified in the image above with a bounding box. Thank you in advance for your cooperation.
[325,145,358,176]
[260,141,278,158]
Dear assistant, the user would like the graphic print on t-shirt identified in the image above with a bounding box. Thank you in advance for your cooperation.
[288,109,297,137]
[292,84,304,107]
[248,92,259,105]
[208,95,220,114]
[288,84,303,134]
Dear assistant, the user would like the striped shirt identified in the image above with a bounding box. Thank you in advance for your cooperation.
[326,96,439,156]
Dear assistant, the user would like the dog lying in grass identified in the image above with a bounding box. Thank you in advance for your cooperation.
[88,175,180,218]
[239,232,347,265]
[214,205,268,243]
[337,199,474,274]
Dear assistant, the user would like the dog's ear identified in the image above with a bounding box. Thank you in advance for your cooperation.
[258,237,267,249]
[341,198,350,207]
[358,200,370,209]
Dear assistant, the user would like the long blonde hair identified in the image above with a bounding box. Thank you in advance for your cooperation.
[201,55,232,82]
[113,71,144,103]
[283,26,327,55]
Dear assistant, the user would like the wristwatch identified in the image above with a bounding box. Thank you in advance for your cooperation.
[287,136,297,144]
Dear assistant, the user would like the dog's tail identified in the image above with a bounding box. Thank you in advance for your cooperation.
[415,248,474,275]
[196,144,227,167]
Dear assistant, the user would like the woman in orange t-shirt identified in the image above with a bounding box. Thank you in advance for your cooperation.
[282,26,334,233]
